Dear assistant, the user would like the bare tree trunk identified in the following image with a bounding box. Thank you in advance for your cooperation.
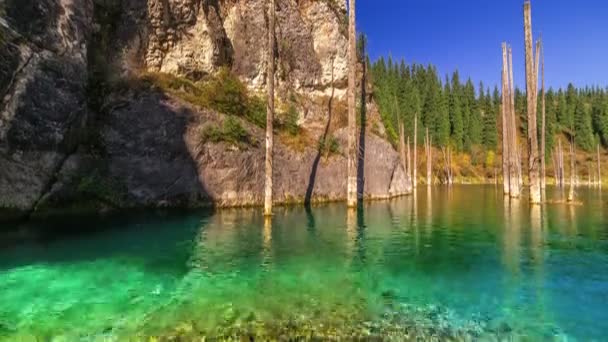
[540,38,547,190]
[552,148,557,185]
[407,136,412,182]
[448,146,453,185]
[413,114,418,188]
[347,0,357,208]
[501,43,511,196]
[508,46,521,197]
[598,144,602,189]
[399,121,407,177]
[426,128,432,185]
[559,140,565,188]
[524,1,541,204]
[264,0,276,217]
[568,139,575,202]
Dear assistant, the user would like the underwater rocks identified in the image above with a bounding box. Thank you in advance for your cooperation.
[148,303,520,341]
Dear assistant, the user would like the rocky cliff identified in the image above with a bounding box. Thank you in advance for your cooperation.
[0,0,411,220]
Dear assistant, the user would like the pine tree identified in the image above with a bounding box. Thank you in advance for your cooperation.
[574,97,594,151]
[483,86,498,150]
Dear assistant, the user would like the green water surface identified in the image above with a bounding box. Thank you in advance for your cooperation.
[0,186,607,340]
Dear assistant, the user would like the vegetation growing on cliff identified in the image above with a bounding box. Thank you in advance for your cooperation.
[141,69,267,128]
[199,116,254,148]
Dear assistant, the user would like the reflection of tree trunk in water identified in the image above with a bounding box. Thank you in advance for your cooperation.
[262,216,273,269]
[426,185,432,236]
[346,207,357,262]
[568,202,578,236]
[530,203,548,323]
[305,205,316,237]
[504,197,521,276]
[411,188,418,255]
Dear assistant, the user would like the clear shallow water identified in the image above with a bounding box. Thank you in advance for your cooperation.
[0,186,607,340]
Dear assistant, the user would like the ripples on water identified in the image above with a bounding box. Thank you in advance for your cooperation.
[0,186,607,340]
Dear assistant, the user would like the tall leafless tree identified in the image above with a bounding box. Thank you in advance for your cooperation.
[540,38,546,190]
[413,114,418,188]
[264,0,276,217]
[524,0,541,204]
[501,43,511,195]
[347,0,357,208]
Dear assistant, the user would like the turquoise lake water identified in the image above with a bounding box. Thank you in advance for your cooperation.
[0,186,607,340]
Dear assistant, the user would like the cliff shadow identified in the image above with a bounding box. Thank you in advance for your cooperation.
[357,53,367,199]
[304,59,336,208]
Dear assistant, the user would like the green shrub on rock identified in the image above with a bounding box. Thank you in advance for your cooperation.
[142,68,267,128]
[200,117,253,148]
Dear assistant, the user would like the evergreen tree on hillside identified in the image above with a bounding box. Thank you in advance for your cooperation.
[574,97,595,151]
[483,86,498,150]
[436,85,451,148]
[565,83,578,131]
[449,71,464,150]
[544,89,557,155]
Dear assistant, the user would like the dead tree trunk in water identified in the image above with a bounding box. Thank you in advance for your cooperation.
[399,121,407,179]
[347,0,357,208]
[508,46,521,197]
[425,128,432,185]
[448,146,453,185]
[598,144,602,189]
[559,140,565,188]
[568,140,575,202]
[407,136,412,182]
[501,43,510,195]
[540,38,546,189]
[413,114,418,188]
[264,0,276,216]
[524,1,541,204]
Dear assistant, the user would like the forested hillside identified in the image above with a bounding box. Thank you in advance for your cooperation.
[370,56,608,165]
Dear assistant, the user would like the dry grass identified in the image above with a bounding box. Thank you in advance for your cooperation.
[278,129,313,153]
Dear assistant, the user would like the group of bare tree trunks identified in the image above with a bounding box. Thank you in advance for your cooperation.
[265,0,602,214]
[553,140,566,188]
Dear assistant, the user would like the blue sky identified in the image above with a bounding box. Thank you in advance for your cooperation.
[357,0,608,91]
